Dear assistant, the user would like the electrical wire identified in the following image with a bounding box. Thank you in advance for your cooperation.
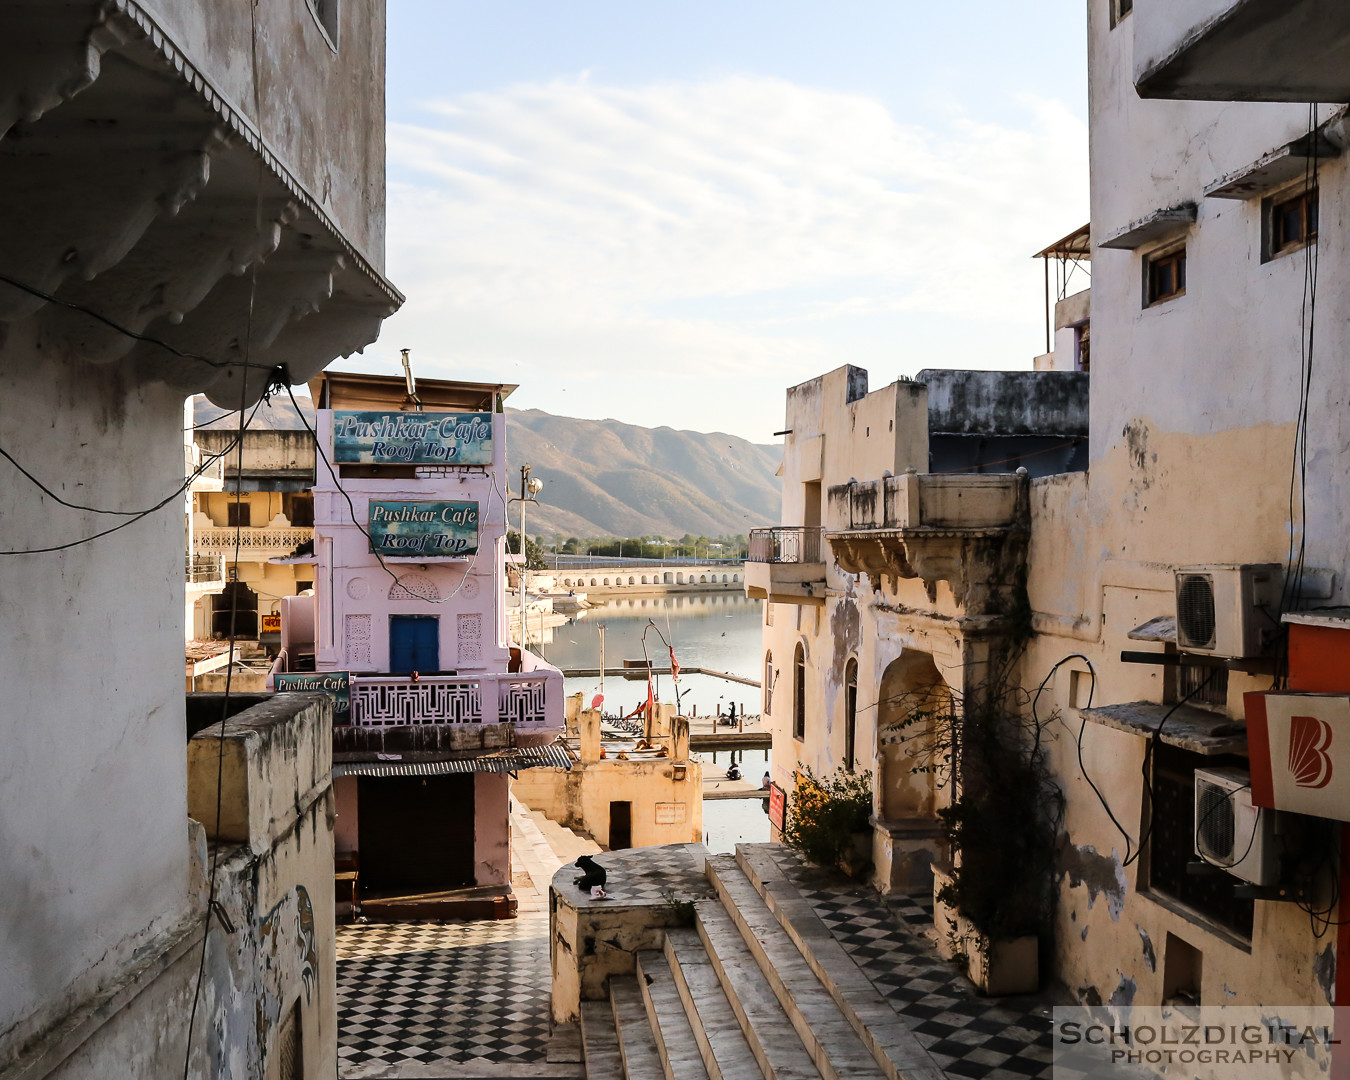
[0,268,232,370]
[1,396,265,519]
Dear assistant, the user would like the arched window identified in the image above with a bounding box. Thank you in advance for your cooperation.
[764,651,774,715]
[793,642,806,741]
[628,576,635,585]
[844,658,858,772]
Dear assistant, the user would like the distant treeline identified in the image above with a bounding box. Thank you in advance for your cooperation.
[510,532,749,565]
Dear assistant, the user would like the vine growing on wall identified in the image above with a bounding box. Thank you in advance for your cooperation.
[886,645,1063,944]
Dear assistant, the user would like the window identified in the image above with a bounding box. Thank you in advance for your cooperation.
[283,493,314,528]
[764,651,774,715]
[306,0,340,50]
[1111,0,1133,26]
[1176,663,1228,712]
[844,659,858,772]
[1265,186,1318,260]
[793,643,806,741]
[227,501,251,528]
[1074,322,1091,373]
[1145,245,1186,306]
[1143,743,1254,939]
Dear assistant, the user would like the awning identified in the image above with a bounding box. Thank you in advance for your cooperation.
[1128,615,1176,642]
[333,743,574,778]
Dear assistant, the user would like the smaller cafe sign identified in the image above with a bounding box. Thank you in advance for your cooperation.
[768,782,786,833]
[368,500,479,557]
[333,411,493,466]
[275,671,350,718]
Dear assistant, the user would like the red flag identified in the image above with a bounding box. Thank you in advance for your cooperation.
[669,646,680,681]
[591,694,604,711]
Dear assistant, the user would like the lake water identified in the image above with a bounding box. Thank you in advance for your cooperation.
[539,591,771,852]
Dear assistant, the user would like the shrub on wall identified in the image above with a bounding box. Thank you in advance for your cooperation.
[783,766,874,877]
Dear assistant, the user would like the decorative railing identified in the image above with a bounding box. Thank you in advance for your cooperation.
[748,526,824,564]
[349,671,557,729]
[194,526,313,553]
[186,554,225,583]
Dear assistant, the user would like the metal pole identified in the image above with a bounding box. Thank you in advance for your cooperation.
[1044,256,1051,356]
[598,624,606,709]
[519,464,529,649]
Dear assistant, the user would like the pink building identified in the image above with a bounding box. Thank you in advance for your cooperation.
[286,370,565,915]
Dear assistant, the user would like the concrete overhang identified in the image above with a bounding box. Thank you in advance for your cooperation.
[1204,133,1341,199]
[1098,206,1197,250]
[0,1,403,409]
[1135,0,1350,102]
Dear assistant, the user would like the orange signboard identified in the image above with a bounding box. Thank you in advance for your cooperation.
[1245,691,1350,823]
[261,613,282,634]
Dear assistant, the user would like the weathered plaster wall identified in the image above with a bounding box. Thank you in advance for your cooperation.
[140,0,388,267]
[0,338,191,1061]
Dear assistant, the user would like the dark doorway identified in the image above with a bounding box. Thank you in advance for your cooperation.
[212,580,259,638]
[609,801,632,850]
[357,775,475,892]
[389,615,439,673]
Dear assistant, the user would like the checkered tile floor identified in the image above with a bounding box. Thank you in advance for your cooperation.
[336,913,552,1069]
[768,846,1059,1080]
[566,843,714,909]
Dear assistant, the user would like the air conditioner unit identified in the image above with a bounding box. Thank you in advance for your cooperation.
[1174,563,1281,658]
[1193,766,1278,886]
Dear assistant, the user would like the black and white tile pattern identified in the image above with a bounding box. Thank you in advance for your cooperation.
[768,846,1059,1080]
[336,913,552,1069]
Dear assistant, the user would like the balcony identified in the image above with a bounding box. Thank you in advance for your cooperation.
[194,525,314,560]
[1134,0,1350,102]
[334,657,565,755]
[825,472,1028,616]
[186,554,226,589]
[745,526,827,606]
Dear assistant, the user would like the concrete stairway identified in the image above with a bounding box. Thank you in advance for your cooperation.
[580,846,945,1080]
[529,808,603,861]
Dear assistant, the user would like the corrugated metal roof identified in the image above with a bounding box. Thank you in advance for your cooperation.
[333,743,573,778]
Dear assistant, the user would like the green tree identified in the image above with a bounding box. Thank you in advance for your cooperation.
[506,530,548,570]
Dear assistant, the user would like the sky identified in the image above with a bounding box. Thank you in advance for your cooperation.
[359,2,1090,442]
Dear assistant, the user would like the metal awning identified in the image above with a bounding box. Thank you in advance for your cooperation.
[333,743,574,778]
[1128,615,1176,642]
[1080,701,1246,756]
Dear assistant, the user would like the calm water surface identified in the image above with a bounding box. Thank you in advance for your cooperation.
[538,591,770,851]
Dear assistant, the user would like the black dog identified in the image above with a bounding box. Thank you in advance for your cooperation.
[574,855,607,891]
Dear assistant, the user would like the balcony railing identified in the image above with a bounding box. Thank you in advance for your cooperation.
[748,526,824,564]
[349,671,559,732]
[194,526,313,554]
[186,554,225,583]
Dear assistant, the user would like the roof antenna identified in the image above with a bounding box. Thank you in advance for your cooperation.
[400,348,423,411]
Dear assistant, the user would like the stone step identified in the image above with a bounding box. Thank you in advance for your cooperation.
[704,856,886,1080]
[694,901,823,1080]
[612,977,667,1080]
[636,950,713,1080]
[581,1000,626,1080]
[664,929,766,1080]
[734,846,946,1080]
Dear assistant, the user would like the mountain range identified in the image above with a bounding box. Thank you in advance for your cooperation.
[505,409,781,540]
[194,397,783,539]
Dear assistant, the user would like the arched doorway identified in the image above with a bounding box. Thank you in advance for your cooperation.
[212,580,259,638]
[844,658,858,772]
[875,651,952,820]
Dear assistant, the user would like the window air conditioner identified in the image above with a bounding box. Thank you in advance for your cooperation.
[1193,766,1278,886]
[1174,563,1281,658]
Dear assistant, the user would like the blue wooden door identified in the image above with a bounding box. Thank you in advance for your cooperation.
[389,615,439,673]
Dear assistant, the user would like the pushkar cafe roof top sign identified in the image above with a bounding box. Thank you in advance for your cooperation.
[333,410,493,466]
[369,500,479,557]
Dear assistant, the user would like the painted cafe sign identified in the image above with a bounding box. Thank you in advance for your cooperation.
[332,410,493,466]
[274,671,350,718]
[368,500,479,557]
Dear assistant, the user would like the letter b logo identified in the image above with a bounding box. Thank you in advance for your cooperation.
[1288,715,1334,789]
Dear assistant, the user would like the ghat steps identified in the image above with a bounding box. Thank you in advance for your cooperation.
[579,847,946,1080]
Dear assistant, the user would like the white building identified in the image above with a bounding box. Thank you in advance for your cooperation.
[0,2,399,1075]
[298,370,565,912]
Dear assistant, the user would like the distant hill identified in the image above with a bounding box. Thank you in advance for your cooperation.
[194,397,783,539]
[506,409,781,540]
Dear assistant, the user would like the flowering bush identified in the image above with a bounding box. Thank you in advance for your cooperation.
[783,766,874,876]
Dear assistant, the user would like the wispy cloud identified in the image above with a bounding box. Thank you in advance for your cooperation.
[371,75,1087,438]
